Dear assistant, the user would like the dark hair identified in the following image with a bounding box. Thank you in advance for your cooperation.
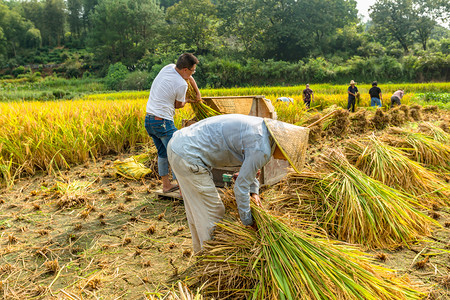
[176,53,199,70]
[372,81,378,86]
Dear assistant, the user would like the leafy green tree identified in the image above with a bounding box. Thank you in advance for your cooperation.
[216,0,269,57]
[0,2,38,57]
[67,0,83,38]
[370,0,415,52]
[43,0,66,46]
[217,0,357,61]
[166,0,218,54]
[88,0,165,66]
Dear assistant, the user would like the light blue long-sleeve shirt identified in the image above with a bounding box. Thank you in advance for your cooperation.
[170,114,274,225]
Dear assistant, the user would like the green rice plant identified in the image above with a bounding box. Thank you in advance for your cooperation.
[191,207,425,299]
[345,135,450,207]
[385,128,450,168]
[283,150,437,249]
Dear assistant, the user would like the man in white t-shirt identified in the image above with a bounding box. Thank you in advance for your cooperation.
[145,53,201,193]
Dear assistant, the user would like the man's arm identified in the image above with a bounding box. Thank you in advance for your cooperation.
[234,152,268,226]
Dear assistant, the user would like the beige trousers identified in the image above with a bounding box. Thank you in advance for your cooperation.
[167,146,225,253]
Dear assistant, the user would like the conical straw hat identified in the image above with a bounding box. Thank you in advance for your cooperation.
[264,118,310,173]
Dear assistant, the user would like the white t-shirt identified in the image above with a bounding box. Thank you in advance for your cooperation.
[146,64,187,121]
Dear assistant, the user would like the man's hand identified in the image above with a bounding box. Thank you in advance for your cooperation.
[250,193,262,207]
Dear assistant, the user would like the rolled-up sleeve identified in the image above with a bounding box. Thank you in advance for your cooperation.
[234,150,269,226]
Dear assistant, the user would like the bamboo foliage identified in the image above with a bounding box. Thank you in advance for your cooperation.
[345,135,450,207]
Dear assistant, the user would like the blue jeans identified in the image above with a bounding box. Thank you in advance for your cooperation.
[144,114,177,178]
[347,98,356,112]
[371,97,381,107]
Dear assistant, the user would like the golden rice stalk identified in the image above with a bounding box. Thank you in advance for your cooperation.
[113,157,152,180]
[385,127,450,168]
[190,208,425,300]
[277,150,438,249]
[186,80,221,120]
[419,122,450,145]
[345,135,450,207]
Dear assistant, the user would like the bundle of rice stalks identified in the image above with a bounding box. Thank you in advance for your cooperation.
[385,127,450,168]
[371,108,390,130]
[280,150,437,249]
[419,122,450,145]
[186,80,221,120]
[398,105,411,121]
[304,114,323,143]
[113,154,153,180]
[345,135,449,207]
[190,207,425,299]
[409,105,422,121]
[349,109,369,134]
[388,107,407,126]
[322,109,349,137]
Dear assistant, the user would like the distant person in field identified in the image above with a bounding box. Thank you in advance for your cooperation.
[302,84,314,109]
[369,81,382,107]
[347,80,358,112]
[144,53,201,193]
[390,89,404,108]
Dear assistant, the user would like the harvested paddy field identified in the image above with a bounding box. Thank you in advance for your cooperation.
[1,105,449,299]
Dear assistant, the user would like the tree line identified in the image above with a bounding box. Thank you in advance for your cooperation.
[0,0,449,87]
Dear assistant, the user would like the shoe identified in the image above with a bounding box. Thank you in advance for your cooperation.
[163,185,179,193]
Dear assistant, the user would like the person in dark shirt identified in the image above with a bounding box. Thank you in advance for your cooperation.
[369,81,382,107]
[347,80,358,112]
[302,84,314,109]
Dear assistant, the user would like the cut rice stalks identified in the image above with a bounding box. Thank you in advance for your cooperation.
[190,207,425,300]
[113,149,157,180]
[186,80,221,120]
[345,135,449,207]
[273,150,438,249]
[385,127,450,169]
[418,122,450,145]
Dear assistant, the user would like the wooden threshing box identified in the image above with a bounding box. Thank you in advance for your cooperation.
[201,95,289,187]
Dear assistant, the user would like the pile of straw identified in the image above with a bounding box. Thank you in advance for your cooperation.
[190,206,425,299]
[385,127,450,168]
[272,149,437,249]
[345,135,449,207]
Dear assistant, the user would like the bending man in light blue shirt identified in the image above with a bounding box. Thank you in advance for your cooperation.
[167,114,309,252]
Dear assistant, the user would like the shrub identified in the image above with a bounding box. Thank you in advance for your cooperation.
[105,62,128,90]
[52,89,71,99]
[121,71,150,90]
[12,66,26,77]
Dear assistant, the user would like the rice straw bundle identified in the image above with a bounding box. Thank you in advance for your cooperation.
[191,207,425,299]
[277,150,437,249]
[419,122,450,145]
[385,127,450,168]
[186,80,221,120]
[345,135,450,207]
[113,149,157,180]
